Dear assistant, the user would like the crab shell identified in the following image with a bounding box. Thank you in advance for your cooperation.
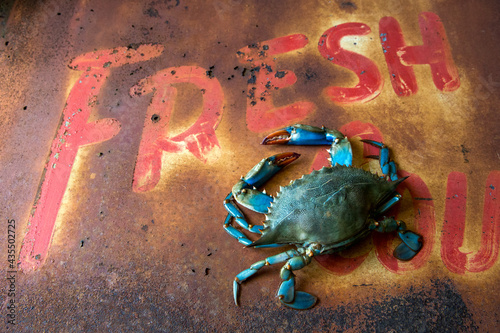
[251,165,405,249]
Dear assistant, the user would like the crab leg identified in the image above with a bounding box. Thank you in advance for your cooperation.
[233,249,301,306]
[369,217,423,260]
[223,200,259,246]
[223,153,300,245]
[262,124,353,167]
[277,244,321,309]
[361,140,399,181]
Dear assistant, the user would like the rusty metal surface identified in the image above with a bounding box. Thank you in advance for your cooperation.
[0,0,499,331]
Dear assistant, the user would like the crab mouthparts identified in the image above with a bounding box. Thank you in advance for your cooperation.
[261,129,291,145]
[274,152,300,167]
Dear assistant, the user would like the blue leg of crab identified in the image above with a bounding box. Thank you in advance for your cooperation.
[373,175,409,215]
[277,245,321,309]
[361,139,404,214]
[223,152,300,245]
[369,217,423,260]
[233,249,301,306]
[262,124,353,167]
[361,139,399,181]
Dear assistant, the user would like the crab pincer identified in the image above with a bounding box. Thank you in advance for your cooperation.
[262,124,352,167]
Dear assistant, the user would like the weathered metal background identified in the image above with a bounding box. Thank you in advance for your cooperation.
[1,0,499,331]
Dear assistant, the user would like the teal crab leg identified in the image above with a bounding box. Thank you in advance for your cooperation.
[361,139,403,214]
[369,217,423,260]
[223,197,261,246]
[223,152,300,245]
[262,124,353,167]
[277,244,321,309]
[361,139,399,181]
[233,249,301,305]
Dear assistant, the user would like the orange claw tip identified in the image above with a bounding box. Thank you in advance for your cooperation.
[261,129,291,145]
[274,152,300,167]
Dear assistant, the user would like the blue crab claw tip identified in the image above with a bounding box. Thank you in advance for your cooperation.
[280,291,317,310]
[360,139,386,148]
[233,280,240,306]
[398,230,423,252]
[394,242,419,261]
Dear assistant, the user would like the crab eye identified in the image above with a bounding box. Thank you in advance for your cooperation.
[334,138,340,145]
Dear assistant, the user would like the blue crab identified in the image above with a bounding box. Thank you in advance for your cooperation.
[223,124,423,309]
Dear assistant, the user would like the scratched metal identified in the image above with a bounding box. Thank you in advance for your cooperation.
[0,0,499,331]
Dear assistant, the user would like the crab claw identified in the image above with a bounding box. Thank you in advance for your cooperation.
[239,152,300,188]
[262,124,345,146]
[280,291,317,310]
[394,231,423,261]
[261,128,292,145]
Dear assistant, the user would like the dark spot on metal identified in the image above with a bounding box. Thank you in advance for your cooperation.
[336,1,357,13]
[247,75,256,84]
[103,61,112,68]
[170,70,176,75]
[80,240,84,247]
[247,89,255,99]
[141,225,148,232]
[144,7,160,18]
[204,268,210,275]
[275,71,286,78]
[206,65,215,78]
[127,43,140,50]
[414,197,434,201]
[304,68,318,81]
[23,105,27,110]
[460,144,470,163]
[151,114,160,123]
[342,1,357,9]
